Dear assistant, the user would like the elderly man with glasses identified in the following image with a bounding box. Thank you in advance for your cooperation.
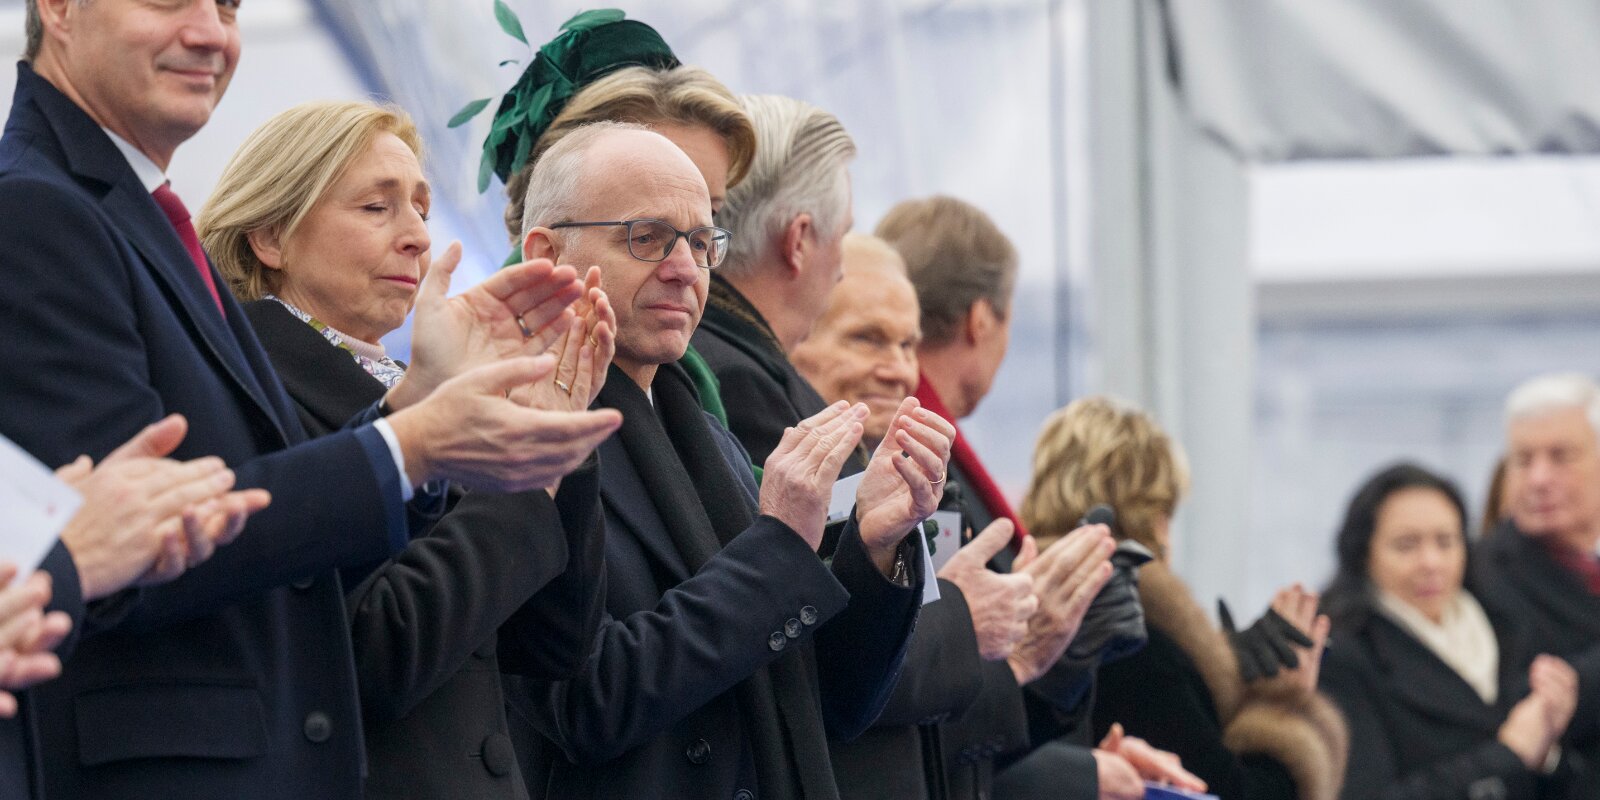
[505,120,954,800]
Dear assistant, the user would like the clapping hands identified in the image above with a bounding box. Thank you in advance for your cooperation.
[1499,654,1578,771]
[0,564,70,717]
[855,398,955,574]
[516,266,617,413]
[56,414,270,601]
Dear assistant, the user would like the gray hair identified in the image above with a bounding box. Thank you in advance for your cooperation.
[717,94,856,278]
[518,120,652,242]
[1505,372,1600,438]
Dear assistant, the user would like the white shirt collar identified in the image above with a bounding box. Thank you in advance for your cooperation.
[101,127,167,193]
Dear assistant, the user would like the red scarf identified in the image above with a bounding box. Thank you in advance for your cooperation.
[915,375,1029,548]
[1537,536,1600,595]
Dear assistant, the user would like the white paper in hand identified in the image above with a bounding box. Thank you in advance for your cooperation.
[0,433,82,585]
[826,471,864,524]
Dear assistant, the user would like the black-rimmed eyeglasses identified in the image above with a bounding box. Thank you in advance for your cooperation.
[549,219,732,269]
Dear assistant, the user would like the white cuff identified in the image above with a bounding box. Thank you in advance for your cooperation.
[372,418,415,502]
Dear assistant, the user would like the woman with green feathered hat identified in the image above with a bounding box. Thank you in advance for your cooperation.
[455,7,756,427]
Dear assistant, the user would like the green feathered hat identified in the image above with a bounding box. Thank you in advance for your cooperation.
[451,6,680,193]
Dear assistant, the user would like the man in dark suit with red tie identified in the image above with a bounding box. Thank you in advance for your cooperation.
[0,1,622,797]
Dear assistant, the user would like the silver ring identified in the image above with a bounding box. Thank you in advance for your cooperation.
[516,315,534,339]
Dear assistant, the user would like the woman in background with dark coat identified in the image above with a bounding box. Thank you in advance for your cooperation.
[1319,463,1597,800]
[1025,396,1349,800]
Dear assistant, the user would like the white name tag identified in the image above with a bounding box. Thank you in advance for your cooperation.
[926,510,964,574]
[0,434,82,584]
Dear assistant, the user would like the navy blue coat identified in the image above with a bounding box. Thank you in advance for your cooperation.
[0,62,411,799]
[508,409,923,800]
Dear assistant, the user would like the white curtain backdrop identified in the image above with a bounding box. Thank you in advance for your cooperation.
[1165,0,1600,160]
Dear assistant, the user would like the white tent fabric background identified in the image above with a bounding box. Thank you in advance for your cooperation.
[1167,0,1600,159]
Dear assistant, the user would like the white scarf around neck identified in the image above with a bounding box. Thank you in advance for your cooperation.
[1376,588,1500,705]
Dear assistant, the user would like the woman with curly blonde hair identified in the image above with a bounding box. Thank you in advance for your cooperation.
[1022,397,1349,800]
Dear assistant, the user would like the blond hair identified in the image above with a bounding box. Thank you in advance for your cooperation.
[197,101,422,301]
[1020,396,1190,556]
[876,196,1018,347]
[501,65,755,242]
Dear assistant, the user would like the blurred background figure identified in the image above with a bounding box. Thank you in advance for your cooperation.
[1319,463,1597,800]
[879,195,1027,539]
[1024,396,1346,800]
[1473,373,1600,772]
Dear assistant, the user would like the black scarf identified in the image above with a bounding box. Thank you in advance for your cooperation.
[596,363,838,800]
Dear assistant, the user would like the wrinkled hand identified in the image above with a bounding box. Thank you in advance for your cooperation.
[855,398,955,572]
[1091,747,1144,800]
[55,415,271,601]
[1529,654,1578,737]
[0,565,71,716]
[1100,723,1207,792]
[1219,597,1314,682]
[387,242,584,411]
[389,356,623,492]
[1005,524,1115,684]
[1265,584,1330,696]
[758,402,868,551]
[516,266,616,413]
[937,520,1035,660]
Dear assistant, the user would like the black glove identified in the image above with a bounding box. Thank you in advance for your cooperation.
[1065,539,1153,665]
[1219,598,1313,683]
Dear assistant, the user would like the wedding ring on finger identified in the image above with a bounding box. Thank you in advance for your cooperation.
[931,471,946,486]
[554,378,573,395]
[516,314,534,339]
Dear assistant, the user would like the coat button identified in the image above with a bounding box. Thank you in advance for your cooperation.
[767,631,787,651]
[734,790,755,800]
[480,733,515,777]
[291,576,315,591]
[784,619,802,639]
[686,738,711,765]
[799,606,818,625]
[303,711,332,743]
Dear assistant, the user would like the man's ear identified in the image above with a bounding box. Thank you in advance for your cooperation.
[781,213,814,279]
[246,227,285,271]
[522,228,560,262]
[34,0,76,51]
[964,299,993,346]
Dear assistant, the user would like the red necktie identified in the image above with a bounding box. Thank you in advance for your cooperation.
[151,182,224,314]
